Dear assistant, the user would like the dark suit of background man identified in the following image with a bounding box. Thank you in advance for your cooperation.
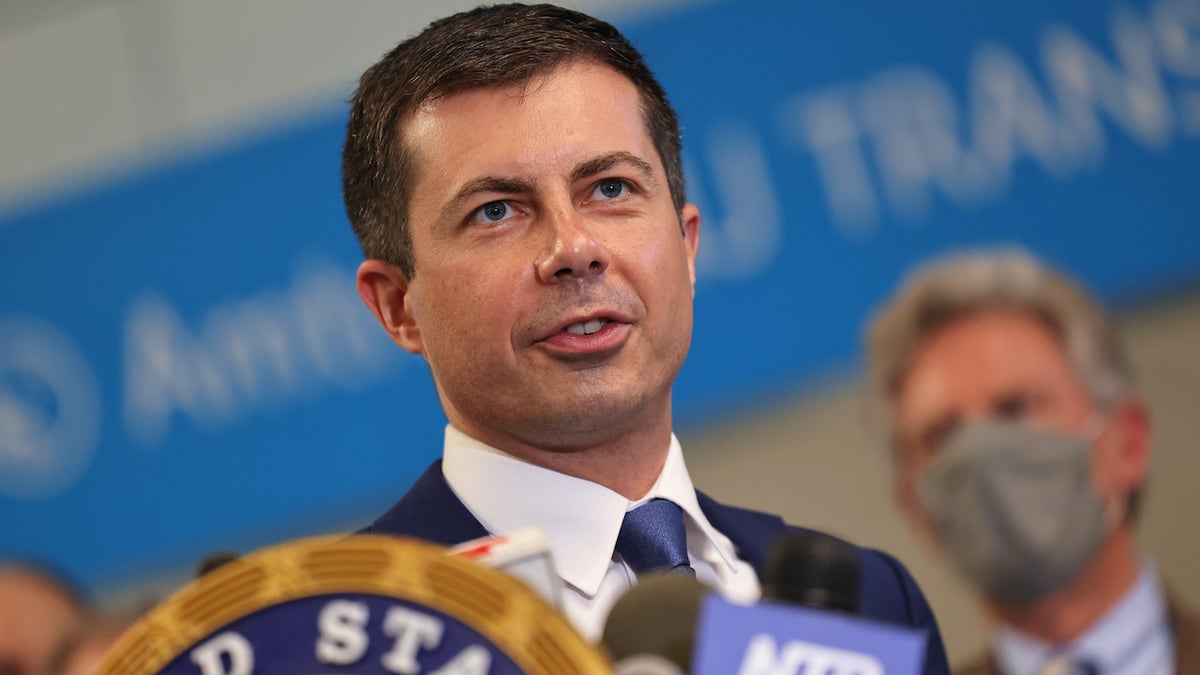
[867,249,1200,675]
[341,3,948,669]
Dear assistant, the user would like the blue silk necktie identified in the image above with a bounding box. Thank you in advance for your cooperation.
[615,498,696,576]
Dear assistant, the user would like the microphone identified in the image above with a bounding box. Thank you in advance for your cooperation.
[761,532,860,613]
[691,532,927,675]
[600,572,709,675]
[449,526,564,609]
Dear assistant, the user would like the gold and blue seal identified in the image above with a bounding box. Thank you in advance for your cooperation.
[96,534,611,674]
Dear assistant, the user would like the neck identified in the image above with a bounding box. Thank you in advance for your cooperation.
[987,526,1140,644]
[451,406,675,500]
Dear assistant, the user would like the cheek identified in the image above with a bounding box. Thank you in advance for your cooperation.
[630,230,690,287]
[896,472,940,546]
[427,264,525,340]
[1089,433,1127,497]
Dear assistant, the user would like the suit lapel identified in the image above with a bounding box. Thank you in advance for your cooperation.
[695,490,788,575]
[362,460,490,546]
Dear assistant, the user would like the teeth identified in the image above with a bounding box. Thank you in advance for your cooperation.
[565,319,608,335]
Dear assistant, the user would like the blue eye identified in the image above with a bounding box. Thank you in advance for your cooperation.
[472,200,512,225]
[593,179,629,200]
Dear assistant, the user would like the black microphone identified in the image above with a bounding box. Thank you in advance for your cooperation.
[600,573,709,674]
[761,531,861,614]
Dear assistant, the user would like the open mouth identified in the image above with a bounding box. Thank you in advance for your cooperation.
[563,318,609,336]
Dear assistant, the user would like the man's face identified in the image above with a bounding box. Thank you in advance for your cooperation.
[362,60,700,453]
[890,309,1147,542]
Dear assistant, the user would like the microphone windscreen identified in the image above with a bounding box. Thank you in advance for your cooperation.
[762,532,861,613]
[601,573,708,671]
[450,526,563,608]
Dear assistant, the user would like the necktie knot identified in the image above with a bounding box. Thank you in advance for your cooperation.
[615,498,695,576]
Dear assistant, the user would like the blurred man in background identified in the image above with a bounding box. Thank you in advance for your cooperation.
[0,563,84,675]
[343,3,947,668]
[867,249,1199,674]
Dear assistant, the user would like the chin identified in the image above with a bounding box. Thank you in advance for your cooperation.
[525,391,661,446]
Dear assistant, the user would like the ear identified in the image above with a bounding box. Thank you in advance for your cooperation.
[1097,396,1152,500]
[681,203,701,296]
[356,259,425,355]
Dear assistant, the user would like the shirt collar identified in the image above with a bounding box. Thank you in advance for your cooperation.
[994,561,1171,675]
[440,425,742,597]
[637,434,745,574]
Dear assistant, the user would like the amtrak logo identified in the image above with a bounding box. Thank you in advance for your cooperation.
[0,317,100,500]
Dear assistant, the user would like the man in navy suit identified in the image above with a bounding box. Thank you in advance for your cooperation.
[342,3,948,667]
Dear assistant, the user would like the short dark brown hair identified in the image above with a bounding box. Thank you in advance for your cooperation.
[342,3,686,278]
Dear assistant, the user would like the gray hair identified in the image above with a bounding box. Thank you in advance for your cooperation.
[865,247,1134,431]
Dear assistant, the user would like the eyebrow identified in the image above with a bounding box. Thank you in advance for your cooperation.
[570,151,657,186]
[440,151,659,222]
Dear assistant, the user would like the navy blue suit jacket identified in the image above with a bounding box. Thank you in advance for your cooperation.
[364,460,950,674]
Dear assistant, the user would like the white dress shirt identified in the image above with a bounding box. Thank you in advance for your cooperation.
[994,562,1175,675]
[441,424,761,642]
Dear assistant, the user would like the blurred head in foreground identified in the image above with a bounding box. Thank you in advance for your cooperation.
[0,563,85,675]
[47,612,138,675]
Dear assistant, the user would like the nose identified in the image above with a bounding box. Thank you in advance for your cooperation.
[534,207,610,284]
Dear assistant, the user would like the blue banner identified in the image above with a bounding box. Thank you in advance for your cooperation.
[2,0,1198,593]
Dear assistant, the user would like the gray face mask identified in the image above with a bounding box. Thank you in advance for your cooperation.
[917,417,1112,606]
